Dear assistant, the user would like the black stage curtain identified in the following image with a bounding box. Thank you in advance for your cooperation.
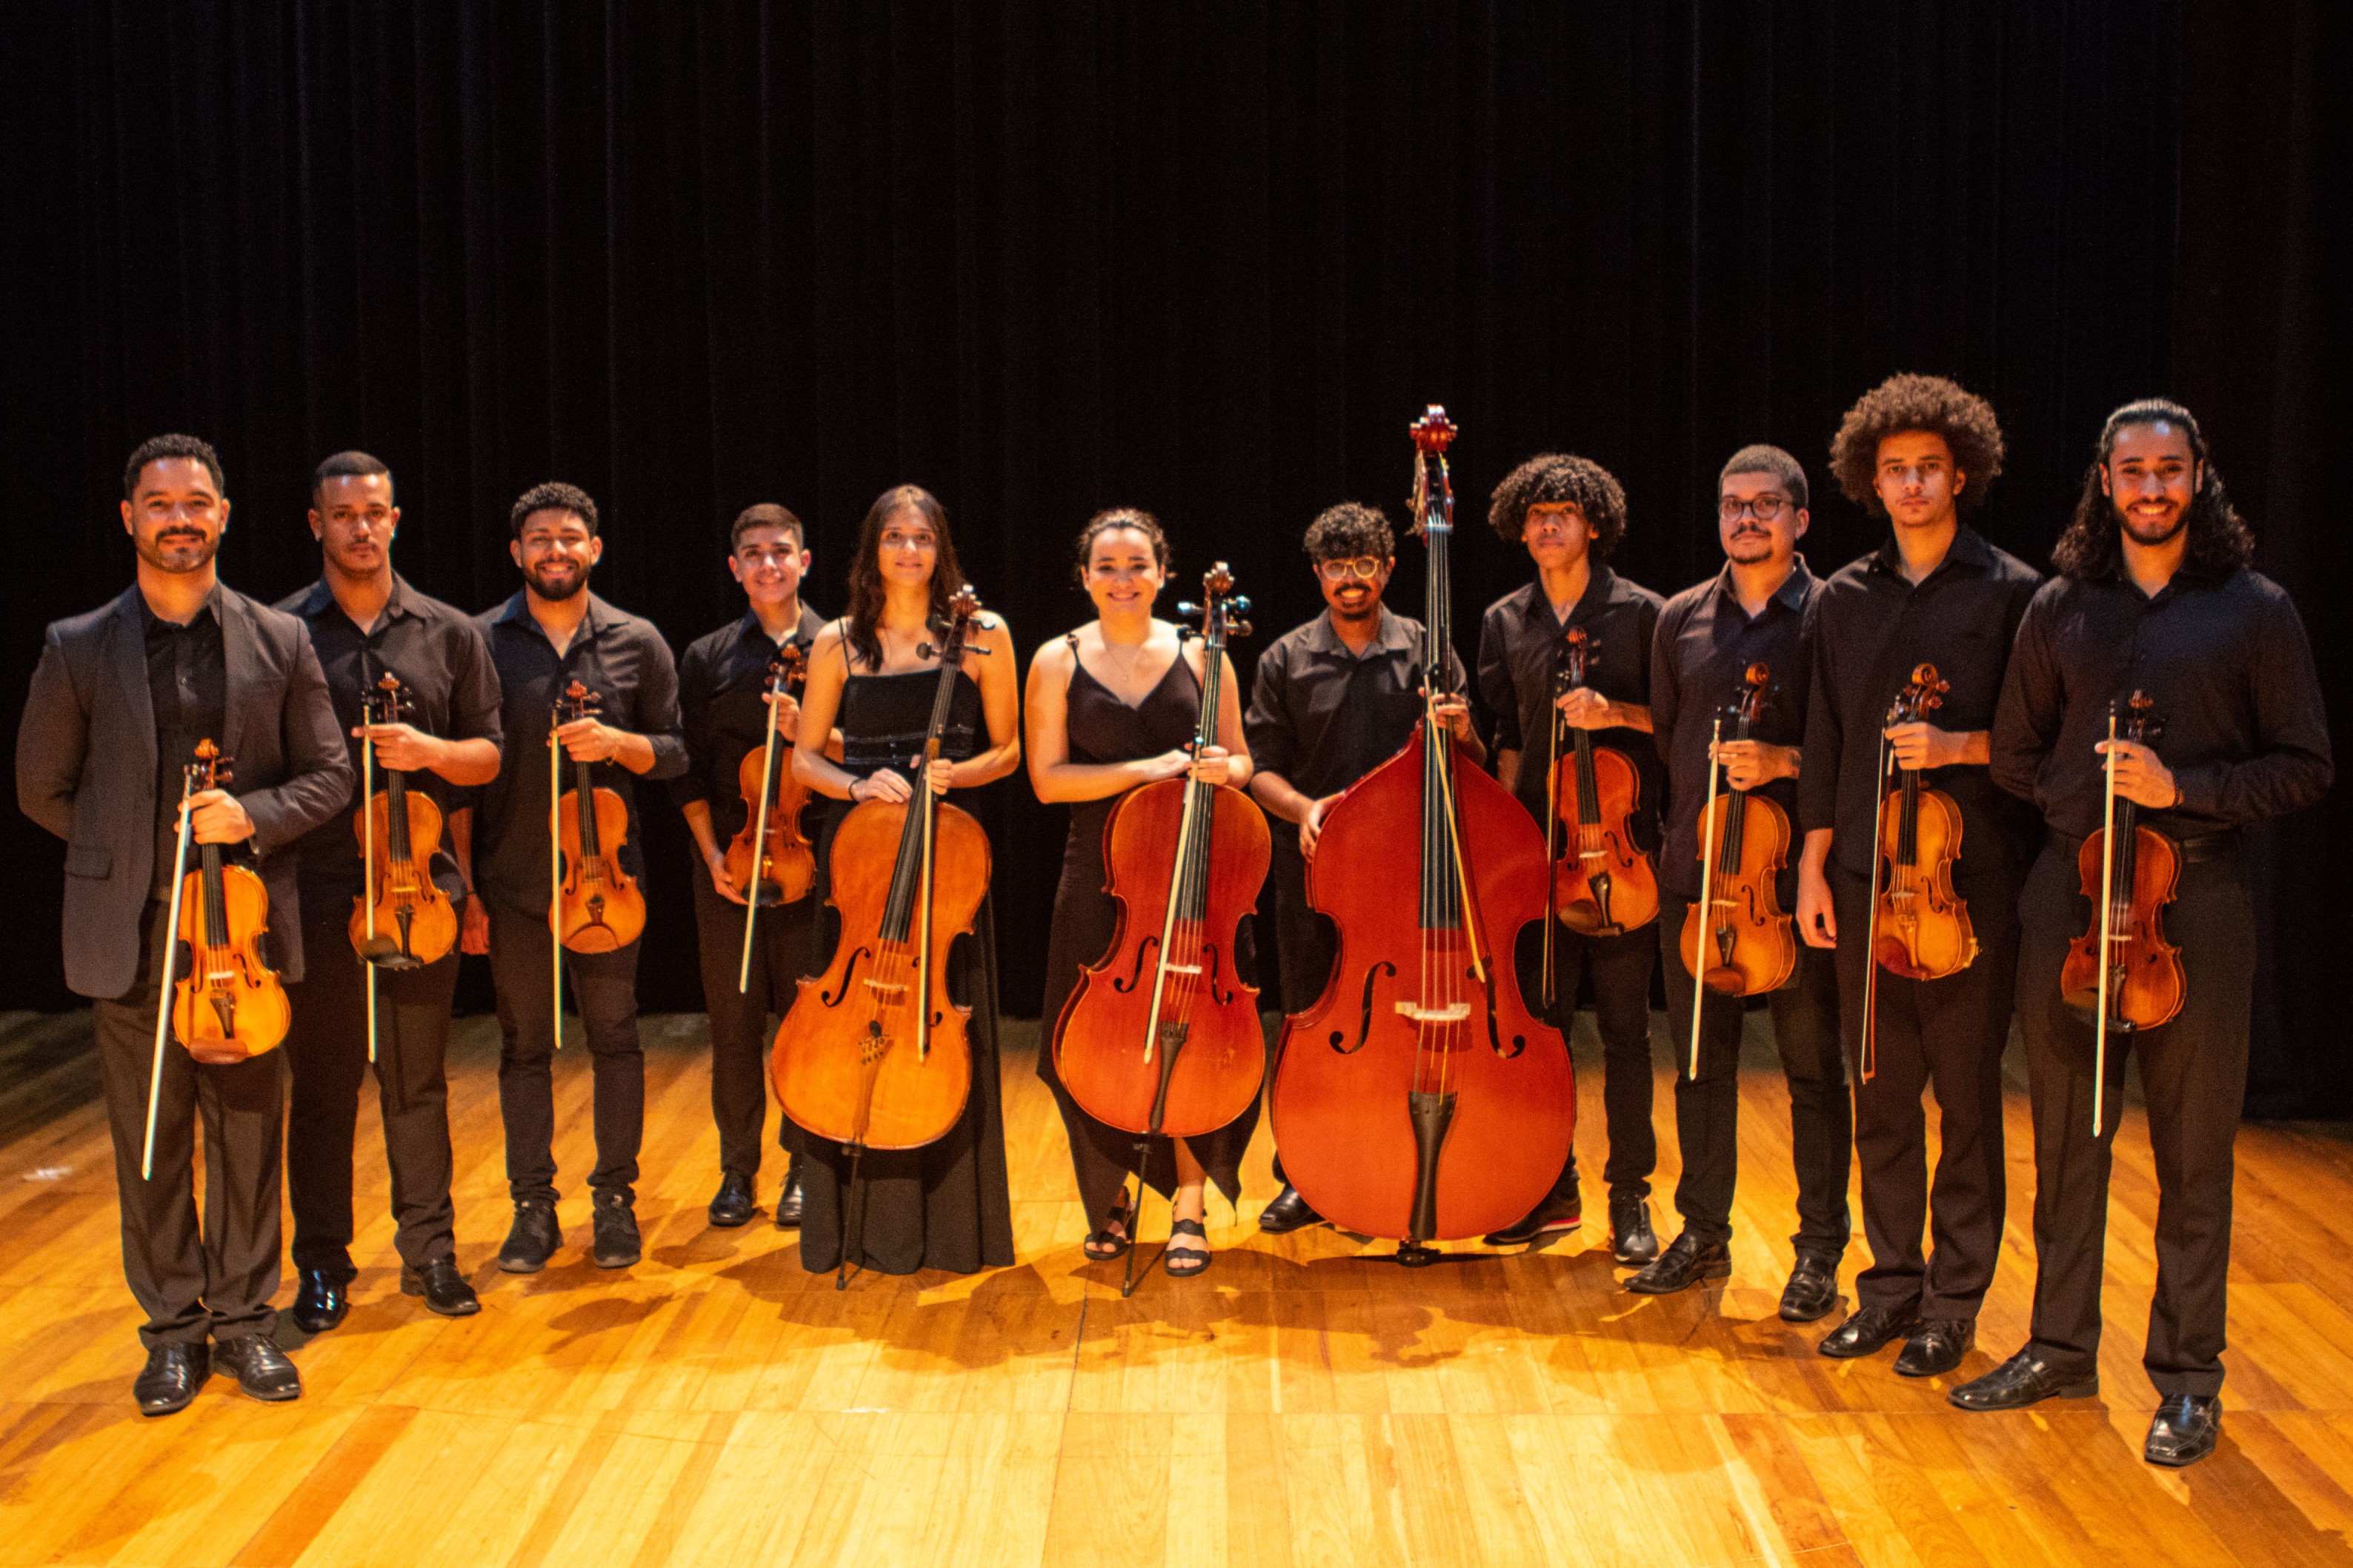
[2,4,2340,1111]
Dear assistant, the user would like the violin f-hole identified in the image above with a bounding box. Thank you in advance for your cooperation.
[1331,960,1396,1052]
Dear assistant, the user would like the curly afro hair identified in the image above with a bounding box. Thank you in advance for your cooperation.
[1302,501,1394,561]
[1828,373,2005,516]
[1487,453,1628,556]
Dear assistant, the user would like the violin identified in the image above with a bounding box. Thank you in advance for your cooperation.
[550,679,647,953]
[350,672,457,969]
[1054,565,1268,1289]
[1868,664,1977,983]
[1269,407,1574,1260]
[2060,690,2185,1133]
[1547,626,1658,937]
[170,741,290,1067]
[771,587,991,1284]
[724,641,817,910]
[1679,663,1796,1070]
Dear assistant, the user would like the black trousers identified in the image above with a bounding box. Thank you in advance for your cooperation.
[689,867,816,1178]
[93,899,285,1348]
[1518,919,1658,1201]
[1657,892,1848,1252]
[2016,839,2254,1398]
[284,894,459,1278]
[487,899,645,1205]
[1265,841,1334,1191]
[1831,864,2018,1318]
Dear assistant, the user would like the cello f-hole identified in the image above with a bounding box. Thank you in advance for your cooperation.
[1334,960,1397,1053]
[1109,933,1159,995]
[822,946,873,1007]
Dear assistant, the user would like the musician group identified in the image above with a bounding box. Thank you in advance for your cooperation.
[16,373,2328,1472]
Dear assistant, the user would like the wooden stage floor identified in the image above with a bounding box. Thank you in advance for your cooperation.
[1,1007,2350,1568]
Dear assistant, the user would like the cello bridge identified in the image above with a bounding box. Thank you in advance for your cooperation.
[862,978,910,996]
[1394,1001,1472,1023]
[1160,963,1202,977]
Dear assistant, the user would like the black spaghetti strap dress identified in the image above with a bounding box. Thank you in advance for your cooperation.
[1036,641,1261,1232]
[791,664,1016,1276]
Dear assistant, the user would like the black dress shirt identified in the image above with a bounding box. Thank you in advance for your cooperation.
[1990,566,2332,837]
[1650,558,1820,901]
[1244,605,1469,801]
[1799,526,2042,882]
[1476,566,1665,835]
[470,590,685,914]
[670,602,828,842]
[276,575,504,900]
[140,594,227,895]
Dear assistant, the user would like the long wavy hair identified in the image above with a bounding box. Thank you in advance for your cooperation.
[2051,398,2253,581]
[842,484,966,670]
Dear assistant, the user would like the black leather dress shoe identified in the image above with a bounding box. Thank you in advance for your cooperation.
[708,1171,757,1228]
[773,1161,805,1230]
[1258,1185,1323,1235]
[133,1343,206,1416]
[591,1191,642,1269]
[400,1255,482,1317]
[1779,1252,1840,1323]
[290,1269,350,1334]
[497,1201,562,1273]
[1482,1188,1582,1247]
[1625,1232,1731,1295]
[1609,1191,1660,1265]
[1948,1348,2100,1410]
[2144,1394,2221,1467]
[1894,1316,1974,1378]
[1817,1303,1920,1360]
[213,1335,302,1402]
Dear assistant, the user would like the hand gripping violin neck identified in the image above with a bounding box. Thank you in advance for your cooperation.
[730,641,818,992]
[1680,663,1796,1075]
[352,672,457,970]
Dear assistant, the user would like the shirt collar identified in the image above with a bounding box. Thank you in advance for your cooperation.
[1872,523,1992,580]
[495,587,620,638]
[1301,604,1414,659]
[736,604,816,652]
[1710,554,1815,618]
[133,583,223,634]
[1524,564,1617,627]
[290,573,417,627]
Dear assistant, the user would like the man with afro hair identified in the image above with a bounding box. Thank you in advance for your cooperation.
[1472,453,1664,1264]
[1794,374,2041,1380]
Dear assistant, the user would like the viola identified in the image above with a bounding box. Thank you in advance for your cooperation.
[1678,663,1796,1071]
[350,672,457,970]
[1547,625,1658,937]
[551,679,647,953]
[771,587,991,1284]
[724,641,817,910]
[2060,690,2185,1133]
[1269,406,1574,1259]
[1868,664,1977,983]
[170,741,290,1067]
[1053,564,1269,1289]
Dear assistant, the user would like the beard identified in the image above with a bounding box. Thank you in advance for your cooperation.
[526,559,590,601]
[135,528,218,576]
[2118,505,2189,548]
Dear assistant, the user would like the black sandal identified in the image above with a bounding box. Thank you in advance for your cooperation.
[1163,1217,1211,1278]
[1084,1197,1135,1261]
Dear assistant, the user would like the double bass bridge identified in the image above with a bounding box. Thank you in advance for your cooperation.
[1394,1000,1472,1023]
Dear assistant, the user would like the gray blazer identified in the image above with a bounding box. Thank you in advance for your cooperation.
[16,584,353,999]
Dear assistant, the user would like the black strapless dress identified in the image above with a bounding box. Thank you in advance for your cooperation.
[1036,647,1261,1231]
[791,666,1015,1276]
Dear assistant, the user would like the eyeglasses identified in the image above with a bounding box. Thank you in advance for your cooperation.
[1315,556,1387,582]
[1718,496,1793,522]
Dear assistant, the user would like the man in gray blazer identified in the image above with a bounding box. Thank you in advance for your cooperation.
[16,434,350,1416]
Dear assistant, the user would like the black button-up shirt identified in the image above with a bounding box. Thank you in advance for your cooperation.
[140,593,227,896]
[1476,567,1665,837]
[470,590,685,915]
[1798,525,2042,882]
[276,574,505,900]
[670,603,827,843]
[1991,566,2331,838]
[1650,558,1820,901]
[1244,605,1468,803]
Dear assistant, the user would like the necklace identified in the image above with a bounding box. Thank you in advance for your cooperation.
[1095,624,1158,690]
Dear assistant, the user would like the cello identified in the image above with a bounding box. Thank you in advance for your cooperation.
[2059,690,2185,1135]
[1546,625,1659,939]
[1269,406,1574,1262]
[1053,564,1269,1295]
[771,587,991,1286]
[1678,662,1797,1075]
[725,641,818,992]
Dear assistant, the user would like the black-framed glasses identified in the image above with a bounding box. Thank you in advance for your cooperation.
[1719,495,1793,522]
[1315,556,1387,582]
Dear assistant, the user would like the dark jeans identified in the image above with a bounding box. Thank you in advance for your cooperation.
[487,899,645,1206]
[1518,919,1658,1202]
[1832,864,2018,1318]
[1657,892,1848,1252]
[285,895,459,1278]
[2016,838,2254,1398]
[93,900,285,1347]
[690,865,816,1178]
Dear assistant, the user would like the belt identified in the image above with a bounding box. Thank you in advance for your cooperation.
[2049,826,2241,865]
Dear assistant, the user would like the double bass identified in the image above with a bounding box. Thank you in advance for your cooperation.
[2059,690,2185,1135]
[1053,564,1269,1294]
[771,587,991,1286]
[1857,663,1977,1081]
[1679,662,1796,1075]
[1270,406,1574,1262]
[725,641,817,992]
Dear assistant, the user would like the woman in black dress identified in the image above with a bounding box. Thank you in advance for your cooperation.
[785,484,1022,1275]
[1026,509,1257,1276]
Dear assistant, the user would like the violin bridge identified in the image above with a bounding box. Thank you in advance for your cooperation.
[1394,1001,1472,1023]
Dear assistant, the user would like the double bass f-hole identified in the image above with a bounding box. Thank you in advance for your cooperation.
[1331,960,1399,1052]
